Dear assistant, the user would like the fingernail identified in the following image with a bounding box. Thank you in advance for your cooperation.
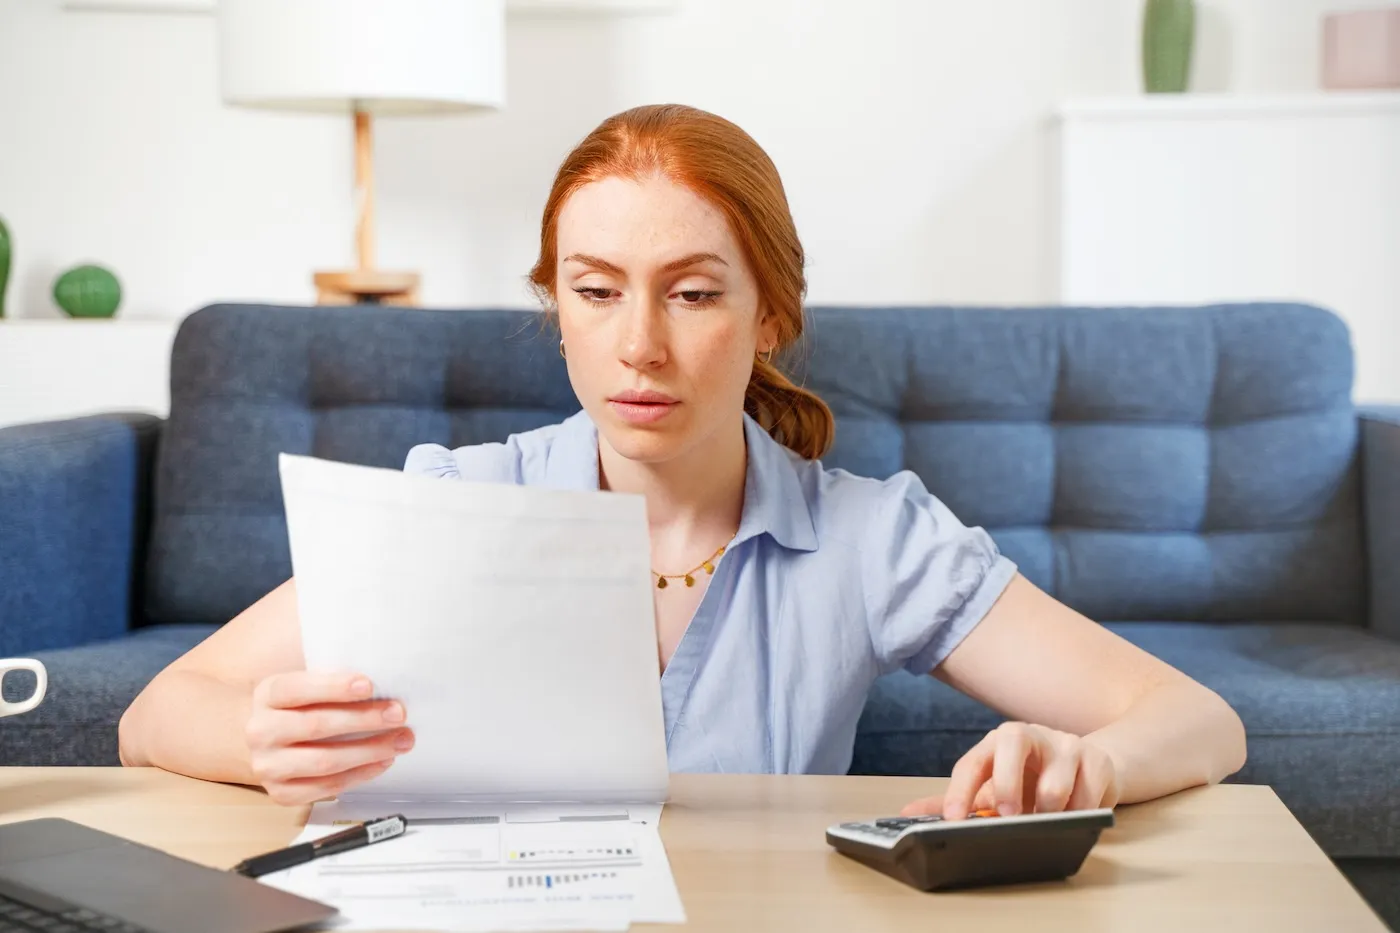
[351,678,372,697]
[382,702,405,723]
[395,731,415,751]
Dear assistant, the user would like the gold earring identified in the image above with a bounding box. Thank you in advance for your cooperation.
[758,347,774,364]
[559,341,566,359]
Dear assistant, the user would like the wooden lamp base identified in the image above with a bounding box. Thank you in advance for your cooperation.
[313,269,421,307]
[315,113,423,307]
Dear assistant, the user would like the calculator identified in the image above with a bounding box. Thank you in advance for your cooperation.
[825,808,1115,891]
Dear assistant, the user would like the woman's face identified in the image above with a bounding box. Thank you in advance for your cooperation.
[555,173,776,465]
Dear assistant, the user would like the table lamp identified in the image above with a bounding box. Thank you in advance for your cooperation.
[217,0,505,306]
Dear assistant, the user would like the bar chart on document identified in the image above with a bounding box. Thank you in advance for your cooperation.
[505,840,638,892]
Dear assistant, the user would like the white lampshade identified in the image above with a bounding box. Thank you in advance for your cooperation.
[218,0,506,116]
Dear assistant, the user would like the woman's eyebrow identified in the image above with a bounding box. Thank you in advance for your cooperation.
[562,252,729,275]
[659,252,728,273]
[563,253,625,275]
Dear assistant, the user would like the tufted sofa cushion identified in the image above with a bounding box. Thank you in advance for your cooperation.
[794,304,1365,624]
[144,302,1364,628]
[146,306,582,625]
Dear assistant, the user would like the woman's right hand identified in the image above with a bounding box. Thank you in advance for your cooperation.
[246,671,414,806]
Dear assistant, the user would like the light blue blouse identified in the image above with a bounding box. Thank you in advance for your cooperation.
[404,411,1017,776]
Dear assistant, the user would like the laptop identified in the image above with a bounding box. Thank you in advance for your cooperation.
[0,818,336,933]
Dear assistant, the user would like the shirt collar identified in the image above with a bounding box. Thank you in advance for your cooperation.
[543,409,818,553]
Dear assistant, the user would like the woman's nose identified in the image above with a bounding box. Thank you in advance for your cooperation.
[618,296,667,370]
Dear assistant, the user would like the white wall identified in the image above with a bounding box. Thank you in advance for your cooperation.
[0,0,1383,320]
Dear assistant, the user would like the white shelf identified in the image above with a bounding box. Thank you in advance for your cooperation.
[1057,91,1400,404]
[507,0,678,13]
[64,0,680,15]
[1059,91,1400,121]
[64,0,207,11]
[0,318,176,326]
[0,318,181,429]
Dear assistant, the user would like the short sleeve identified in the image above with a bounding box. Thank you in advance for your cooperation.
[860,471,1018,676]
[402,441,522,484]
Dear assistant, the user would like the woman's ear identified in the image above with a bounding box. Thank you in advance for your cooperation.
[757,306,780,355]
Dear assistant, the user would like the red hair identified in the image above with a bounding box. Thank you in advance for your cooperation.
[529,104,834,460]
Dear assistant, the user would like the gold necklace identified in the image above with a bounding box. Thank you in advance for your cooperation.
[652,543,727,589]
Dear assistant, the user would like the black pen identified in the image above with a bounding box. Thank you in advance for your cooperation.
[233,814,408,877]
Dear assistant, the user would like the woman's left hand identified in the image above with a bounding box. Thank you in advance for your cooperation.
[900,722,1122,820]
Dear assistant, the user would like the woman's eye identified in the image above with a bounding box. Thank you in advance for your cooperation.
[677,290,722,306]
[573,287,615,304]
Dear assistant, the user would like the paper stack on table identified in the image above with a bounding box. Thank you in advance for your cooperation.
[271,454,684,931]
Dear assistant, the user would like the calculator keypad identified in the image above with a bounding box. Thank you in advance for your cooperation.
[838,810,997,840]
[837,816,940,838]
[875,817,943,830]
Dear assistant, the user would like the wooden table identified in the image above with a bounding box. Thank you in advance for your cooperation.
[0,769,1385,932]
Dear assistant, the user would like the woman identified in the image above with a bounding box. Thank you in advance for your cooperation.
[119,104,1246,817]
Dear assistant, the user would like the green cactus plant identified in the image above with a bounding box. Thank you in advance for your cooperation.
[0,215,11,319]
[1143,0,1195,93]
[53,264,122,319]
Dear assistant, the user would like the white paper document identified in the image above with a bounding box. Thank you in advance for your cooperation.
[258,801,684,932]
[274,454,685,930]
[279,452,669,804]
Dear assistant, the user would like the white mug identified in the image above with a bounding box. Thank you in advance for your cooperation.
[0,659,47,718]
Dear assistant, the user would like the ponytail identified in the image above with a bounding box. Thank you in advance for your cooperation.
[744,358,834,460]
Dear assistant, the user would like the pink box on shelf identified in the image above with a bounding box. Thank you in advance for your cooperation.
[1323,8,1400,89]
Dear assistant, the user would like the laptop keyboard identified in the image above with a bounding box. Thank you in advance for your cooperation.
[0,892,150,933]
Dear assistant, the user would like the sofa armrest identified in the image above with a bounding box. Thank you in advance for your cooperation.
[0,413,162,654]
[1362,405,1400,641]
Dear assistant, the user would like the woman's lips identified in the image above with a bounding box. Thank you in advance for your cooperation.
[608,398,679,425]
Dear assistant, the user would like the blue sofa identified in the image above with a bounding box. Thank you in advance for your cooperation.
[2,303,1398,925]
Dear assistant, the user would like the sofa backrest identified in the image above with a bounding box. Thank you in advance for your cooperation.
[145,302,1365,627]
